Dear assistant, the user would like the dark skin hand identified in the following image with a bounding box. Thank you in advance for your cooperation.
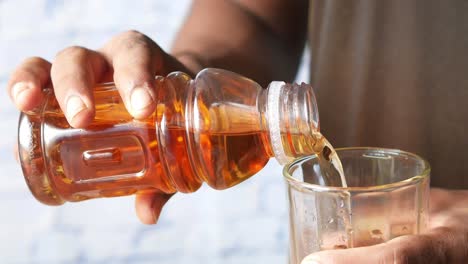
[8,31,188,224]
[7,0,308,225]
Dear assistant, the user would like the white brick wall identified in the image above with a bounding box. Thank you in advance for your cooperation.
[0,1,310,263]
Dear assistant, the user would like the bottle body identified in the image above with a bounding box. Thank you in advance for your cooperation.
[18,69,320,205]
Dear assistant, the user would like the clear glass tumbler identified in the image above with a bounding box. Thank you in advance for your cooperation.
[283,147,430,264]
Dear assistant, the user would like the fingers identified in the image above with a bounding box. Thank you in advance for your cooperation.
[430,188,468,215]
[7,57,51,111]
[135,192,173,225]
[100,30,192,119]
[302,227,468,264]
[10,30,191,127]
[51,46,108,128]
[99,30,160,119]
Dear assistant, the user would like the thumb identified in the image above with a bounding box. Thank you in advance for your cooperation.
[135,192,174,225]
[302,227,467,264]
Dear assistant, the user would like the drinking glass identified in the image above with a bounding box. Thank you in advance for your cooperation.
[283,147,430,264]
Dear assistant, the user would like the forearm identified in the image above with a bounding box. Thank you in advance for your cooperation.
[171,0,309,86]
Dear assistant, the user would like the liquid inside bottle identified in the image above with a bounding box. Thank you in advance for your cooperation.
[18,68,346,205]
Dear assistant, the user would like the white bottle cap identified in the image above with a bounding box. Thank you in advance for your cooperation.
[266,81,293,165]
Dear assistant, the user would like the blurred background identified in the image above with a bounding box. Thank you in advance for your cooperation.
[0,0,309,263]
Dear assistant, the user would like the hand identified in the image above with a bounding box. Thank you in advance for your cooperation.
[302,188,468,263]
[7,30,192,225]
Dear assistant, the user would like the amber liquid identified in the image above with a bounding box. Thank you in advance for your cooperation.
[282,129,347,187]
[37,86,270,202]
[31,81,347,203]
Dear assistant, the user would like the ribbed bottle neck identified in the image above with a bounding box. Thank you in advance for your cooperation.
[263,81,321,164]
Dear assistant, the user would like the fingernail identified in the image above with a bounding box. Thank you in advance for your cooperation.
[66,96,87,121]
[12,82,31,102]
[130,87,153,112]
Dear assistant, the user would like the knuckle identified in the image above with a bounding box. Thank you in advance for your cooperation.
[391,234,448,264]
[51,46,90,78]
[121,29,145,39]
[390,245,412,264]
[432,226,467,262]
[23,56,49,66]
[9,57,49,85]
[410,235,439,263]
[55,46,88,60]
[118,30,153,51]
[13,62,35,77]
[101,30,161,66]
[386,235,422,264]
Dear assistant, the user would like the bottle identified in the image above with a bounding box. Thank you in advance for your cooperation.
[18,68,323,205]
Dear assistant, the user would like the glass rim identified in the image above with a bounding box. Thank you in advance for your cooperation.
[282,147,431,193]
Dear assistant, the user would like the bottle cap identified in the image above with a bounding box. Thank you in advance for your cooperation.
[267,81,291,164]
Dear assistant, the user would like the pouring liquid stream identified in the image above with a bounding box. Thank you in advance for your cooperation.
[313,133,353,249]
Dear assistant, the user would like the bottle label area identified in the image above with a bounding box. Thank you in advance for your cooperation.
[59,134,147,183]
